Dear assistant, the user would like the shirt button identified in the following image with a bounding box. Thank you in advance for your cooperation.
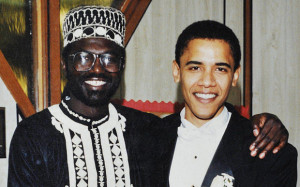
[194,156,197,159]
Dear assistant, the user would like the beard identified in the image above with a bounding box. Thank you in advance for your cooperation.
[66,72,121,107]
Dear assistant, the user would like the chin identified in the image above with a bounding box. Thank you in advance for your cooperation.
[194,108,220,120]
[68,77,121,107]
[199,108,224,120]
[84,97,109,106]
[83,90,115,107]
[196,114,215,120]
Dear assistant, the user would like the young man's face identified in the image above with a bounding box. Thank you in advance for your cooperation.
[63,38,124,106]
[172,39,240,127]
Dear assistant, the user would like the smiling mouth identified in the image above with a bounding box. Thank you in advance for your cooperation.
[85,80,106,86]
[194,93,217,99]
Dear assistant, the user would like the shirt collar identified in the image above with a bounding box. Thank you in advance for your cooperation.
[59,98,109,127]
[178,106,231,139]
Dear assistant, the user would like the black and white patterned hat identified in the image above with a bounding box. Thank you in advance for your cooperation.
[63,6,126,47]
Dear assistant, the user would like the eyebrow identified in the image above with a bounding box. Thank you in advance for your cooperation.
[215,62,232,69]
[185,61,203,66]
[185,61,232,69]
[77,50,120,56]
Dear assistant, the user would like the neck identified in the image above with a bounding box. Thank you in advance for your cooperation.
[66,92,109,119]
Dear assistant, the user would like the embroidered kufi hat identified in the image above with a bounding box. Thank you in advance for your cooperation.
[63,6,126,48]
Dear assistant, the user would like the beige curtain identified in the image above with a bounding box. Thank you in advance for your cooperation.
[253,1,300,184]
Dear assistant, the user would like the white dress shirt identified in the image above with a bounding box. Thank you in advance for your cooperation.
[169,106,231,187]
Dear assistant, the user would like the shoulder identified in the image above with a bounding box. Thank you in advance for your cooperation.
[9,107,66,158]
[255,143,298,185]
[113,104,161,120]
[17,108,52,131]
[225,103,253,135]
[12,106,63,142]
[162,113,181,127]
[162,113,180,121]
[282,144,298,161]
[266,143,297,167]
[112,104,164,128]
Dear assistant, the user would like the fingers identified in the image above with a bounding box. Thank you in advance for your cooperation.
[250,113,267,137]
[249,113,289,159]
[250,134,272,158]
[256,136,278,159]
[249,121,272,152]
[258,114,267,128]
[251,113,266,129]
[272,136,288,154]
[250,136,275,158]
[252,124,260,137]
[258,151,267,159]
[256,133,288,159]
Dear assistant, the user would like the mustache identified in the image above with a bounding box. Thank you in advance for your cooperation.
[81,73,112,81]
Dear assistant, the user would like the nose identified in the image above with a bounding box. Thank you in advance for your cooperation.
[198,69,216,87]
[90,57,105,73]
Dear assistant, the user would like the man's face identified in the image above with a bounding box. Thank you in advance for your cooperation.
[64,38,124,106]
[172,39,240,127]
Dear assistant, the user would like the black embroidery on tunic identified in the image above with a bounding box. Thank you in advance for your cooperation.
[109,128,126,185]
[70,130,89,186]
[90,127,107,187]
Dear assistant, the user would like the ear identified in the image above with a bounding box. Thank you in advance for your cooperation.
[232,66,241,87]
[172,60,181,83]
[121,62,125,71]
[61,58,66,71]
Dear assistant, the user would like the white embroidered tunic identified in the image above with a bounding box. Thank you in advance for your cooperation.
[48,102,131,187]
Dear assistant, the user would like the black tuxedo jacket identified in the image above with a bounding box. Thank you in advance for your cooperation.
[161,103,297,187]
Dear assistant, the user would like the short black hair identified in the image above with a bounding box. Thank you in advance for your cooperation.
[175,20,241,71]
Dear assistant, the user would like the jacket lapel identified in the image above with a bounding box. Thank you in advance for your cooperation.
[162,113,181,187]
[201,121,235,187]
[202,104,255,187]
[164,104,256,187]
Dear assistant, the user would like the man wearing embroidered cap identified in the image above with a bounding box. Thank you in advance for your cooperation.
[7,5,292,187]
[8,6,165,187]
[63,6,125,48]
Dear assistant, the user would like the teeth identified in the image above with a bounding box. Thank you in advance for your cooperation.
[195,93,216,99]
[85,80,106,86]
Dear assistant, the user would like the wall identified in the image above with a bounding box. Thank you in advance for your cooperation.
[0,77,17,187]
[252,0,300,184]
